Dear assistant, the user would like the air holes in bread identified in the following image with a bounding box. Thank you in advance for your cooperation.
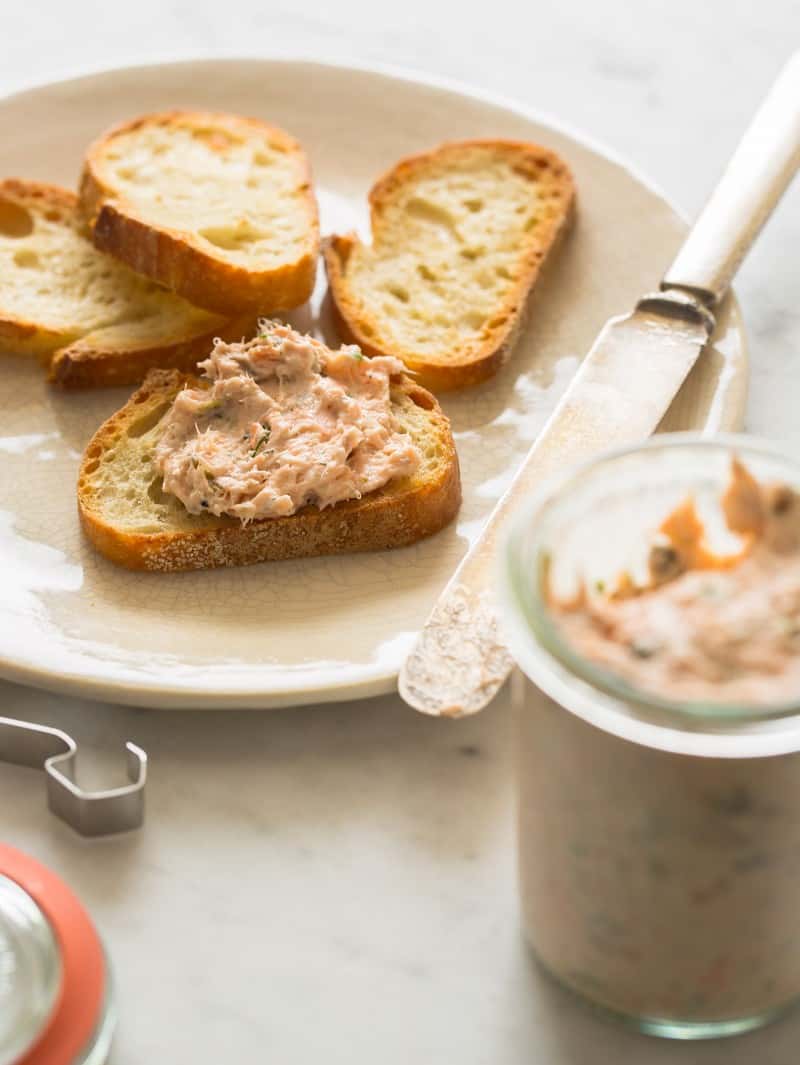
[127,401,171,437]
[0,198,34,238]
[13,249,38,268]
[409,388,435,411]
[200,222,268,251]
[387,284,410,303]
[147,477,168,505]
[192,128,235,152]
[458,311,485,332]
[405,198,457,233]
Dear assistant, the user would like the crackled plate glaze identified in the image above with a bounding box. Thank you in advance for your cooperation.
[0,59,747,709]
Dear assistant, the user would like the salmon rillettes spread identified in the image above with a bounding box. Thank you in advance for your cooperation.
[154,321,421,522]
[549,458,800,705]
[512,453,800,1030]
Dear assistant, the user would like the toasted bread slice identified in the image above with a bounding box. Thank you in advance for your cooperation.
[78,369,461,572]
[324,140,575,392]
[80,111,320,315]
[0,179,254,388]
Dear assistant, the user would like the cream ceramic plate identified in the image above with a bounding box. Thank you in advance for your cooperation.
[0,59,747,709]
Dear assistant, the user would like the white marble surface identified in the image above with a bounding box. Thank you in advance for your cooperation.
[2,3,800,1062]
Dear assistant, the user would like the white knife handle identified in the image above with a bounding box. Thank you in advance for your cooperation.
[662,51,800,307]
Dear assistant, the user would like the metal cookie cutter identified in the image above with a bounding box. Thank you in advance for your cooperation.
[0,716,146,836]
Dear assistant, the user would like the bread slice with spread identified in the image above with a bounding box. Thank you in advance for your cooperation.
[78,323,461,571]
[80,111,319,316]
[323,140,575,392]
[0,179,255,388]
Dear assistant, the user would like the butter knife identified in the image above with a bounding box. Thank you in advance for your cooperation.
[399,51,800,717]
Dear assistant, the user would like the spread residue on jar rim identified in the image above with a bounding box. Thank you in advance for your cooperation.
[548,456,800,708]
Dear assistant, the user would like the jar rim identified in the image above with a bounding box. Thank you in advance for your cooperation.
[499,433,800,741]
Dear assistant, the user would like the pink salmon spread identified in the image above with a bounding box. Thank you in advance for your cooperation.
[551,459,800,705]
[154,322,421,522]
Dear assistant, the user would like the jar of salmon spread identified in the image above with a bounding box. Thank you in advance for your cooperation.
[499,435,800,1039]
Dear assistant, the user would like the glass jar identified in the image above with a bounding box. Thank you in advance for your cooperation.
[0,874,62,1064]
[0,845,115,1065]
[498,434,800,1039]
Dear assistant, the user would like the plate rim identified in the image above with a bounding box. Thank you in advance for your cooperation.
[0,54,748,709]
[3,50,689,220]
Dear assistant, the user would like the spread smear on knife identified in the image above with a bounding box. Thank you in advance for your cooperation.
[399,584,514,716]
[155,321,421,521]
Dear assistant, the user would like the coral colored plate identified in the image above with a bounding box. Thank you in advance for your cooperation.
[0,58,746,708]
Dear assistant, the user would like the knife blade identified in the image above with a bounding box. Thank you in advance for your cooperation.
[398,291,714,717]
[399,51,800,717]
